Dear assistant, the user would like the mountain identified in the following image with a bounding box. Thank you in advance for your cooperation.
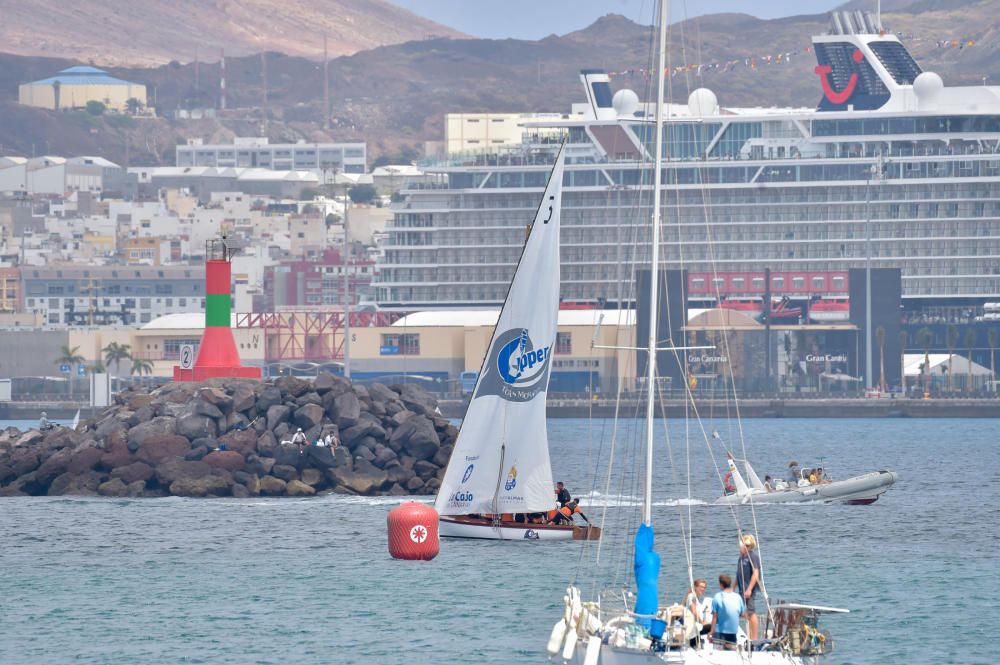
[0,5,996,165]
[0,0,464,65]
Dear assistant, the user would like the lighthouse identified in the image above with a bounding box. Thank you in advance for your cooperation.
[173,238,261,381]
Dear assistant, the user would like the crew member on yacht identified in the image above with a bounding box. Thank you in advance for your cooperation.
[735,534,762,641]
[709,574,745,650]
[683,578,713,647]
[554,481,571,506]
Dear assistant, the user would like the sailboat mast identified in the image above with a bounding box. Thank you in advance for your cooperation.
[643,0,669,527]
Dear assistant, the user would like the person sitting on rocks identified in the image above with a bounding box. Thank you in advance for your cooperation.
[39,412,52,431]
[290,428,308,454]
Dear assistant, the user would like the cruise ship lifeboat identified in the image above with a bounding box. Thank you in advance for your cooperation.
[719,297,763,320]
[810,297,850,323]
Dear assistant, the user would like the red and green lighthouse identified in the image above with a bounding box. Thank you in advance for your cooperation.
[173,239,261,381]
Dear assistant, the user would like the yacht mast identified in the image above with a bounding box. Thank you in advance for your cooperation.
[643,0,669,526]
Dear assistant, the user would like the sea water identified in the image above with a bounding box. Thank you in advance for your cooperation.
[0,418,995,664]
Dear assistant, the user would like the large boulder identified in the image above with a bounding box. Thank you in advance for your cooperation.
[136,434,191,465]
[275,375,312,398]
[15,430,45,448]
[340,415,386,445]
[394,383,438,416]
[216,428,258,456]
[286,479,316,497]
[203,450,246,473]
[110,461,154,485]
[333,446,352,470]
[176,413,217,441]
[256,431,277,457]
[255,386,283,412]
[367,382,400,406]
[266,404,292,431]
[8,448,40,477]
[232,386,256,413]
[413,460,439,481]
[314,372,351,395]
[389,414,440,461]
[332,392,361,429]
[300,468,323,487]
[34,448,73,485]
[273,443,302,468]
[194,400,225,420]
[198,387,233,410]
[304,446,336,470]
[259,475,287,496]
[48,470,104,496]
[155,457,212,486]
[293,404,324,431]
[67,447,104,474]
[127,416,177,447]
[271,464,298,482]
[170,473,232,497]
[330,458,387,495]
[98,478,129,497]
[295,392,322,407]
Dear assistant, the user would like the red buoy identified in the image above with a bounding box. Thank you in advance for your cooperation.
[387,502,439,560]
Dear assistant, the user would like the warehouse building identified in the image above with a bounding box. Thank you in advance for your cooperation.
[18,66,147,112]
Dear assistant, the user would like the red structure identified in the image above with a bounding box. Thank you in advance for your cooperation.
[387,502,439,561]
[235,310,403,362]
[174,240,262,381]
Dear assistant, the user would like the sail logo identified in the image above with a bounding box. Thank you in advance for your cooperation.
[815,48,863,105]
[461,464,475,483]
[448,490,474,507]
[477,328,553,403]
[504,466,518,491]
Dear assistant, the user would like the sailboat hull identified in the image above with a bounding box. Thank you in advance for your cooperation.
[567,642,804,664]
[439,515,601,541]
[714,471,897,505]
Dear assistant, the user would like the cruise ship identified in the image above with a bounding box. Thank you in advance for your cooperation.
[375,11,1000,311]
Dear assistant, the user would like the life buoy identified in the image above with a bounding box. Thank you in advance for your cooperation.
[723,472,736,494]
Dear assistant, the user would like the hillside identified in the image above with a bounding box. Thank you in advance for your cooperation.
[0,5,996,165]
[0,0,464,65]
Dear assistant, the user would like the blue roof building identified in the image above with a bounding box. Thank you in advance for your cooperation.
[19,66,147,112]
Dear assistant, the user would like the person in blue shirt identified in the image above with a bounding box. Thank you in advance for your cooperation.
[710,574,745,649]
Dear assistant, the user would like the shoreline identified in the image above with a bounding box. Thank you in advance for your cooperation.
[438,397,1000,419]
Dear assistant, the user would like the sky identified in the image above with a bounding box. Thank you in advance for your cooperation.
[387,0,850,40]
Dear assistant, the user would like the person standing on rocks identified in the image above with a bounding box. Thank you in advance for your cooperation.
[291,428,308,455]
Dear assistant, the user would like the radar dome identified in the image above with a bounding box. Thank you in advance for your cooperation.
[688,88,718,117]
[613,89,640,116]
[913,71,944,102]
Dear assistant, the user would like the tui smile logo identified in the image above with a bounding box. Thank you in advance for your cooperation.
[815,48,864,105]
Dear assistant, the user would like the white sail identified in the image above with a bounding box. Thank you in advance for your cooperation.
[435,147,566,516]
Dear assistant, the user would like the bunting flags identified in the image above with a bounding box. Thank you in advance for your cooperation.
[606,32,987,81]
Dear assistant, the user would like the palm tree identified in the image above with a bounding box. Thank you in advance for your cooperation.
[988,329,999,395]
[103,342,132,392]
[917,327,933,396]
[897,330,908,392]
[130,358,154,385]
[964,328,977,394]
[945,325,959,392]
[55,345,85,398]
[87,361,106,374]
[876,325,886,392]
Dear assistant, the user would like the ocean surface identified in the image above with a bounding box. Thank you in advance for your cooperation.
[1,417,995,665]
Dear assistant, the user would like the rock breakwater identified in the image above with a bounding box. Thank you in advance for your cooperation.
[0,374,459,498]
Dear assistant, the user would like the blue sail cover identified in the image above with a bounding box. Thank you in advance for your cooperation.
[633,523,660,629]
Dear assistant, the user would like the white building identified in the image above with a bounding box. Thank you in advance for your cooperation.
[444,112,576,155]
[176,137,366,175]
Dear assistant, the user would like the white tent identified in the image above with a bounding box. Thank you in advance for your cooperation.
[903,353,993,391]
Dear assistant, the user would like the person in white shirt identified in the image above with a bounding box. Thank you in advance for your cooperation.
[684,578,713,647]
[290,428,308,454]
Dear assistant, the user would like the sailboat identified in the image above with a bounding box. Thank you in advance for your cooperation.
[545,1,846,661]
[434,145,599,541]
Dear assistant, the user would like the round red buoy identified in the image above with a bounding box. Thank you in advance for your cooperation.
[387,502,439,561]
